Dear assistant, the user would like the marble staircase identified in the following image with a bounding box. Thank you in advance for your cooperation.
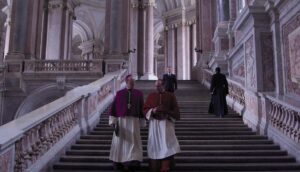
[53,81,300,171]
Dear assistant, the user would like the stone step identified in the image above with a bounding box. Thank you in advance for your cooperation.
[53,81,300,171]
[93,127,252,132]
[80,135,269,140]
[70,144,280,151]
[98,118,243,123]
[88,130,256,136]
[65,149,288,157]
[53,162,300,171]
[59,155,296,163]
[97,123,248,128]
[76,139,274,145]
[54,170,300,172]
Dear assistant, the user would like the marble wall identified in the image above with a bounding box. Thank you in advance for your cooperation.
[282,12,300,96]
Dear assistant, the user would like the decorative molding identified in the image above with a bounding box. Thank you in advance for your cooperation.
[245,35,256,89]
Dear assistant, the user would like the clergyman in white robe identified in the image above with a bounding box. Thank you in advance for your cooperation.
[143,79,181,172]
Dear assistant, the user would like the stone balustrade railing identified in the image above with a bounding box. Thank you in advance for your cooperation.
[202,69,213,88]
[0,69,127,172]
[266,95,300,143]
[24,60,102,73]
[227,79,245,106]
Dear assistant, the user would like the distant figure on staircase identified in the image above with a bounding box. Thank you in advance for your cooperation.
[163,67,177,93]
[210,67,229,118]
[108,74,145,172]
[144,79,181,172]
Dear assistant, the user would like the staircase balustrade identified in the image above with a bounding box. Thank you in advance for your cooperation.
[202,69,213,88]
[266,95,300,143]
[0,69,128,172]
[227,79,245,106]
[24,60,102,73]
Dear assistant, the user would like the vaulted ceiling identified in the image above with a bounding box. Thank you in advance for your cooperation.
[72,0,196,54]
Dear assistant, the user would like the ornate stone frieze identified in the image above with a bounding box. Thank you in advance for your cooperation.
[245,35,257,89]
[228,79,245,106]
[232,61,245,78]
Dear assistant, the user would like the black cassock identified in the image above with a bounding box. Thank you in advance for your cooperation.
[209,73,229,117]
[163,74,177,93]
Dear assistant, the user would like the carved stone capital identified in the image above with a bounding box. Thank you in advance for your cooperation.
[143,0,156,8]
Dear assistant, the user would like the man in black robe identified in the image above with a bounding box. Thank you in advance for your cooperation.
[162,67,177,93]
[210,67,229,117]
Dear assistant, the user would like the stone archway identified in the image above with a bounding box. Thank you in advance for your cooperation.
[14,83,77,119]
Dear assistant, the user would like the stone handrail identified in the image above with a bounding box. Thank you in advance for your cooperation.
[266,94,300,143]
[0,69,128,172]
[227,78,245,106]
[24,60,102,73]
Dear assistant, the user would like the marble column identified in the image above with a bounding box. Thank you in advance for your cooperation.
[129,1,139,79]
[176,24,187,80]
[185,24,191,80]
[217,0,230,22]
[167,28,175,70]
[45,0,75,60]
[192,23,197,67]
[195,0,216,72]
[140,0,157,80]
[35,0,49,60]
[25,0,41,59]
[137,1,145,77]
[104,0,130,73]
[5,0,29,60]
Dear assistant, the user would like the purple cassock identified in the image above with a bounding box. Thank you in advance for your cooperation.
[110,88,144,118]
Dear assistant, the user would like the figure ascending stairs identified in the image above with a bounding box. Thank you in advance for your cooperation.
[53,81,300,171]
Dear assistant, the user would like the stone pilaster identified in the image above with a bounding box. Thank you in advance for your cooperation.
[128,0,139,79]
[45,0,75,60]
[103,0,130,73]
[266,1,283,95]
[228,0,237,49]
[195,0,216,74]
[140,0,157,80]
[137,0,145,77]
[210,0,230,72]
[5,0,29,60]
